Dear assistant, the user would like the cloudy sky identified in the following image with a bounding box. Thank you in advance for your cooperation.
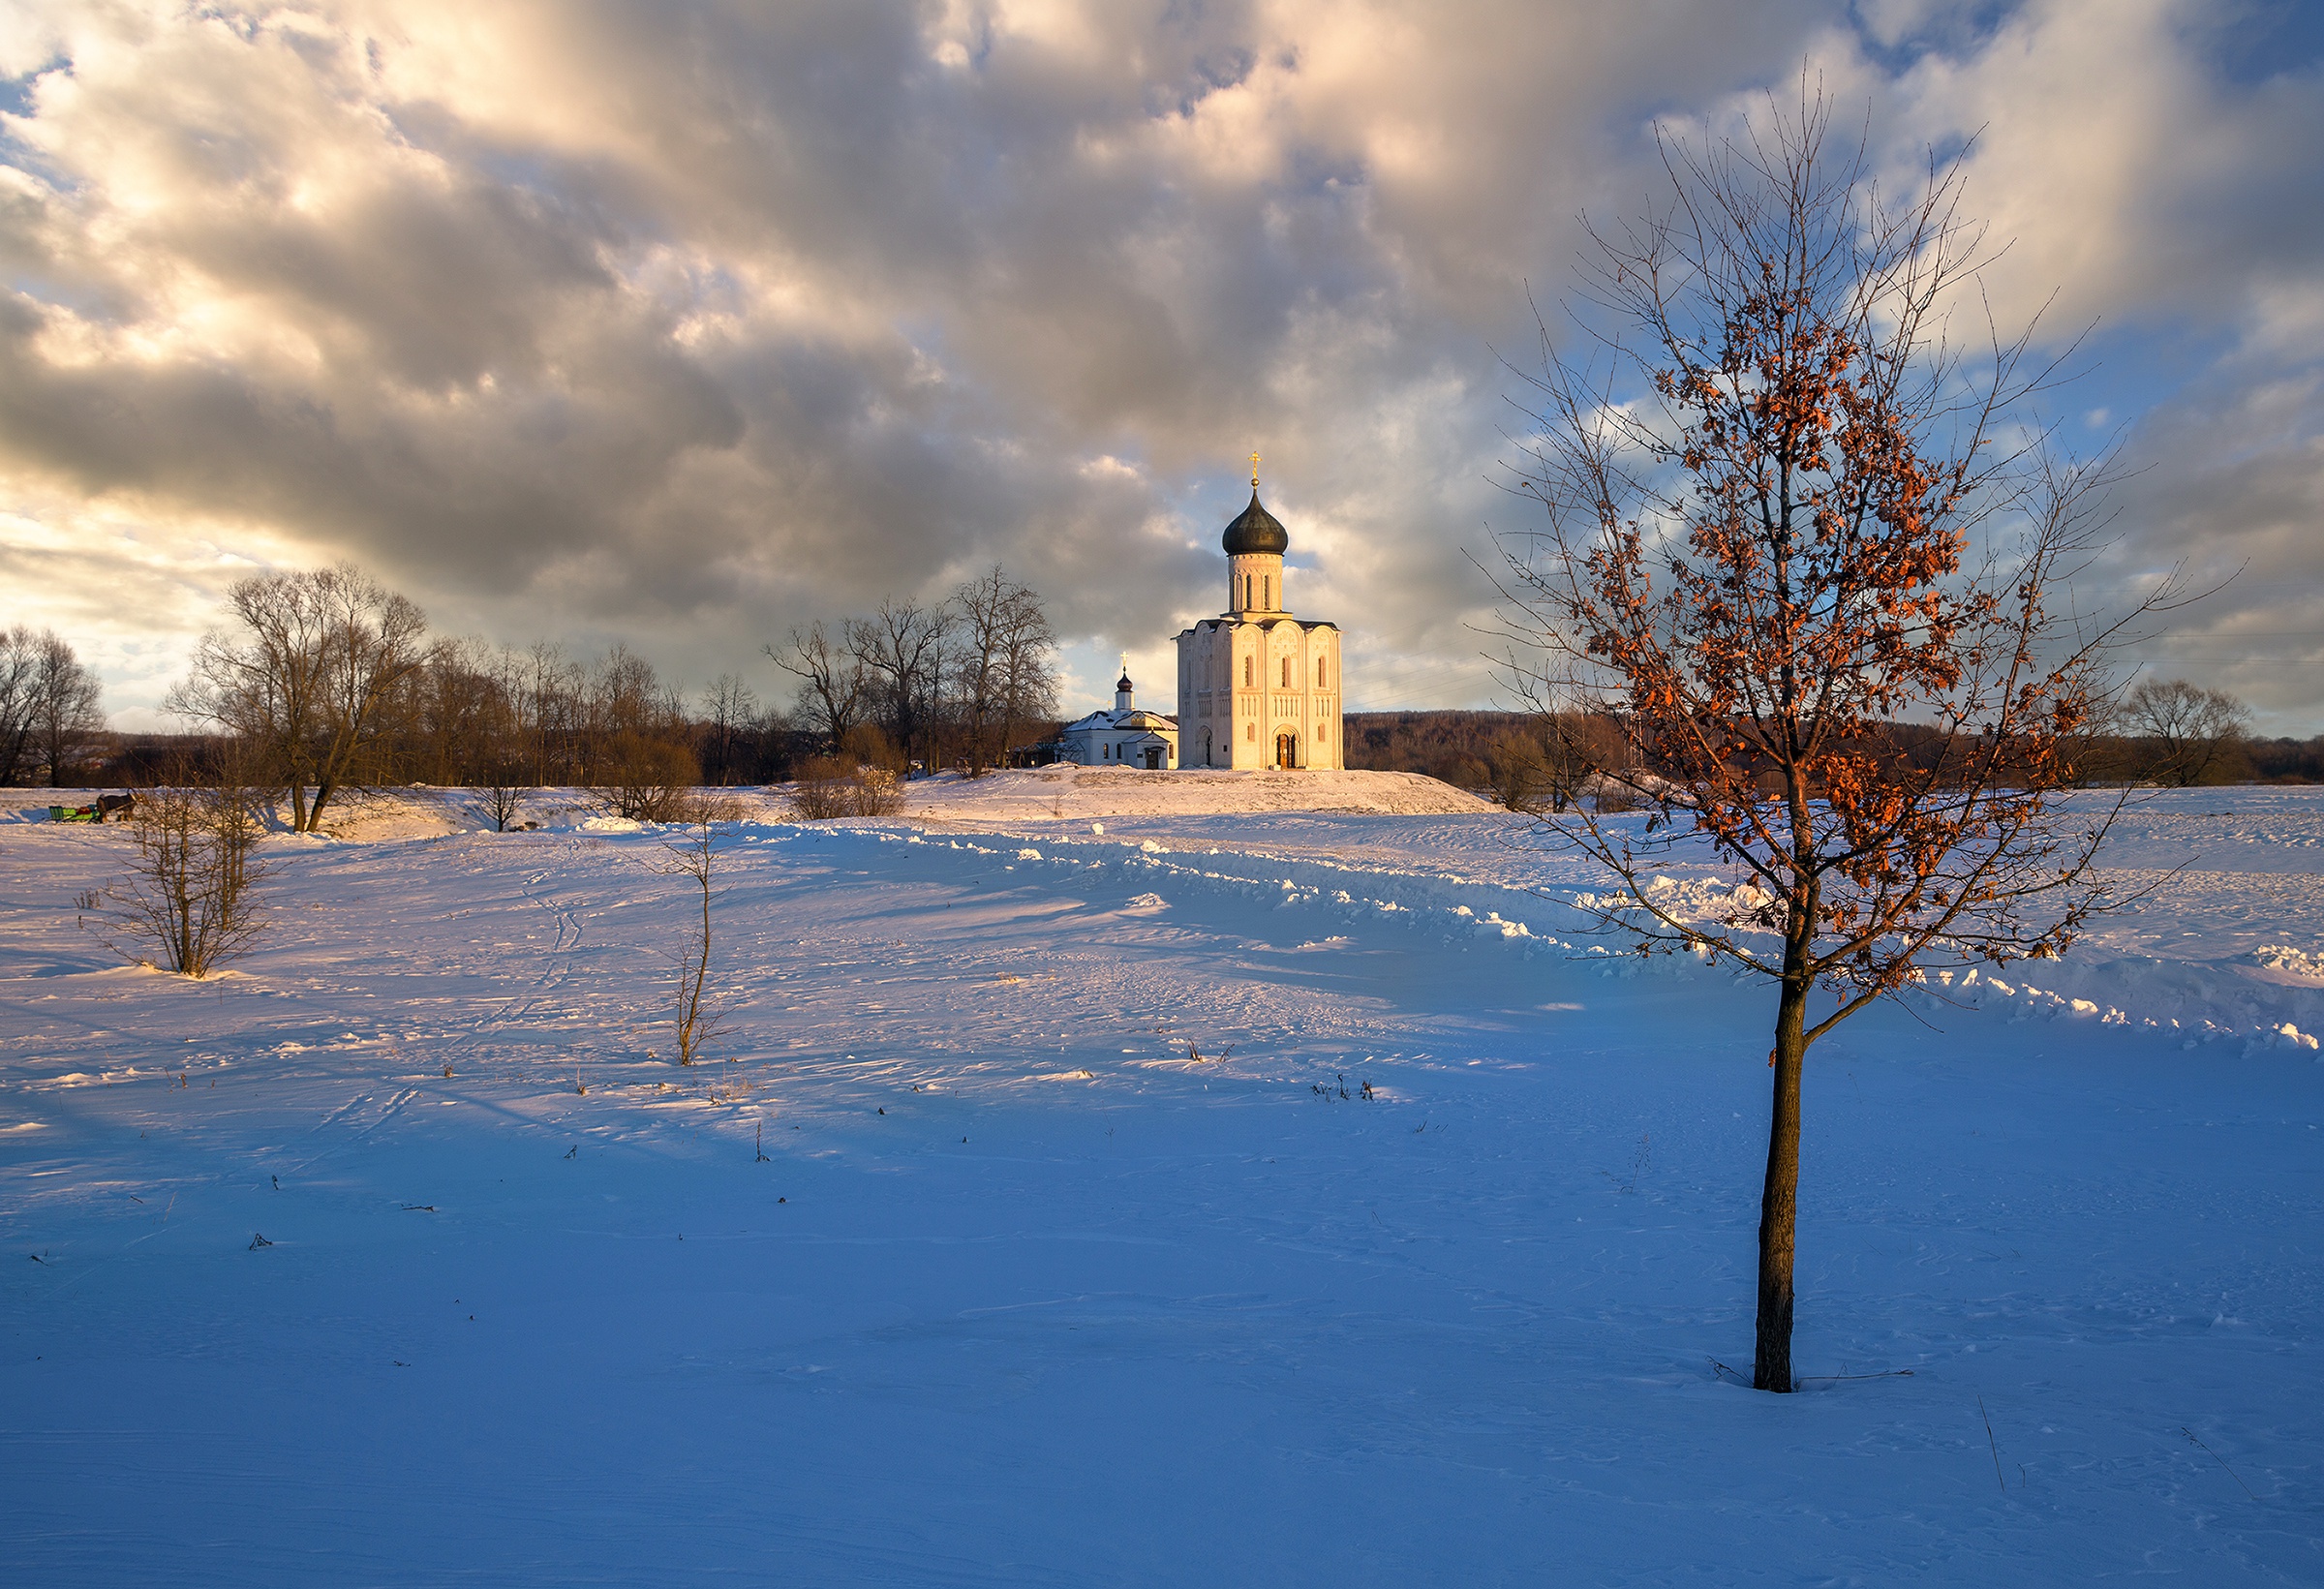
[1,0,2319,731]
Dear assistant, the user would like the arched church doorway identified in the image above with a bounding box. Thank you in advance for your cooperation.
[1274,730,1298,769]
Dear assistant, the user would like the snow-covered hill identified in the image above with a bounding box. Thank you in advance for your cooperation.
[905,764,1494,820]
[5,765,1491,839]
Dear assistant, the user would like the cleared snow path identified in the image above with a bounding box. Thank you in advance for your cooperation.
[2,794,2320,1585]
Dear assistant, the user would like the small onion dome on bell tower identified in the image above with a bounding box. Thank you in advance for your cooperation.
[1220,490,1289,556]
[1115,657,1135,711]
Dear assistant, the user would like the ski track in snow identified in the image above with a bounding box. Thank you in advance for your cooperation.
[1,782,2320,1585]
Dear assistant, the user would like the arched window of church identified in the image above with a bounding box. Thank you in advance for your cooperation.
[1279,657,1290,688]
[1264,575,1271,608]
[1316,723,1326,741]
[1243,657,1252,688]
[1317,657,1327,688]
[1245,722,1255,742]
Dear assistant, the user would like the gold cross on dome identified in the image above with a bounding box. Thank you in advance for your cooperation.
[1249,449,1261,489]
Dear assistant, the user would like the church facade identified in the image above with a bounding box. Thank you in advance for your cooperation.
[1172,478,1344,770]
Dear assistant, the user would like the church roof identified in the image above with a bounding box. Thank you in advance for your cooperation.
[1063,708,1179,733]
[1174,616,1340,636]
[1221,489,1289,556]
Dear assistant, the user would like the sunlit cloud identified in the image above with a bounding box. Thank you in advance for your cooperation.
[0,0,2316,732]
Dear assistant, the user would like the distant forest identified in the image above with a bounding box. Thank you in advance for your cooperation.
[1343,709,2324,797]
[35,705,2324,795]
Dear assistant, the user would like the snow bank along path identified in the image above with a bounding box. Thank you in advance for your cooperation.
[1,781,2320,1585]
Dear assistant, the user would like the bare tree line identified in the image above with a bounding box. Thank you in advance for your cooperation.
[1348,677,2273,807]
[161,564,741,832]
[0,626,106,785]
[768,564,1059,777]
[3,557,1062,832]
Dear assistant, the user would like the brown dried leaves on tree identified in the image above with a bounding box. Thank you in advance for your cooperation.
[1488,88,2198,1390]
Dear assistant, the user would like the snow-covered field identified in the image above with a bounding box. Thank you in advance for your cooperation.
[3,776,2320,1585]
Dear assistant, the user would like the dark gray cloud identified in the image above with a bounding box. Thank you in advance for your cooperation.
[0,0,2316,728]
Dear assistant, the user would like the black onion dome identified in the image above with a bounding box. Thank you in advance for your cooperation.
[1221,490,1289,556]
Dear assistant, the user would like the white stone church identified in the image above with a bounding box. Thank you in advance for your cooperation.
[1173,476,1343,769]
[1053,469,1345,772]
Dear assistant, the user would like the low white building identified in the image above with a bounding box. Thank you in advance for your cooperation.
[1057,663,1179,770]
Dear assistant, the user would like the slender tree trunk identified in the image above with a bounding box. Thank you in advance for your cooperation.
[1755,973,1809,1390]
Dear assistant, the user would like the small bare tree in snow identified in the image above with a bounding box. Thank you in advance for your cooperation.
[656,816,726,1064]
[103,758,270,978]
[471,762,532,833]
